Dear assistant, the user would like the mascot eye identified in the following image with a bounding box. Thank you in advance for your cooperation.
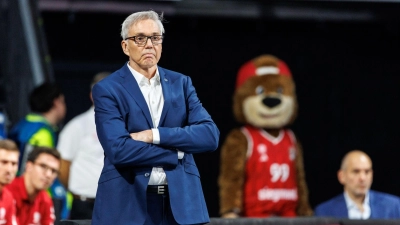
[277,87,283,94]
[255,86,264,95]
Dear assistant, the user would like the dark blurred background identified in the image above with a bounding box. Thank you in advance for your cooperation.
[2,0,400,217]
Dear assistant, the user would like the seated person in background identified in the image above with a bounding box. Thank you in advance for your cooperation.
[57,71,109,219]
[8,82,68,221]
[0,139,19,225]
[314,150,400,219]
[9,82,65,173]
[6,147,61,225]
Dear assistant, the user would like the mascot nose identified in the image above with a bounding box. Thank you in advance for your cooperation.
[262,97,281,108]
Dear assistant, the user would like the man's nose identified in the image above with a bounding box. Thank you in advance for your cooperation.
[359,172,367,180]
[145,38,154,47]
[44,168,54,177]
[5,163,14,172]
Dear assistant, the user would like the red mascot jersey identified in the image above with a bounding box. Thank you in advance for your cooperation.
[241,126,298,217]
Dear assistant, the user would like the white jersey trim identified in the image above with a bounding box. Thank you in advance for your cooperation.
[241,127,253,159]
[286,129,297,143]
[259,129,284,145]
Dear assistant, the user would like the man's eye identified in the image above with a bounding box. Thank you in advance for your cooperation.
[136,36,146,42]
[152,36,161,41]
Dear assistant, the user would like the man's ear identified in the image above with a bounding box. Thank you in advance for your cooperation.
[337,170,345,185]
[121,40,129,56]
[25,161,33,173]
[53,96,62,109]
[90,92,93,104]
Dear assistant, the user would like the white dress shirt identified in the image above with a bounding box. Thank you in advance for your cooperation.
[128,63,183,185]
[57,107,103,198]
[344,191,371,219]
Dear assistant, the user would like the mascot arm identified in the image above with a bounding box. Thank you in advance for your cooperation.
[295,140,314,216]
[218,128,248,217]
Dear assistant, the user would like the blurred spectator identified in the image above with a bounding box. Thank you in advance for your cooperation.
[9,83,66,172]
[0,139,19,225]
[0,112,6,139]
[8,82,69,222]
[57,71,110,219]
[314,150,400,219]
[6,147,60,225]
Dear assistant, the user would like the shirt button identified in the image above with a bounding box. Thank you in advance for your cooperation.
[144,173,150,177]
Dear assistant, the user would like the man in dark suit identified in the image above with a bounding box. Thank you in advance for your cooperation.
[314,150,400,219]
[91,10,220,225]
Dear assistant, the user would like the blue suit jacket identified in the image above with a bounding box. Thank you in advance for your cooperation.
[91,64,220,225]
[314,190,400,219]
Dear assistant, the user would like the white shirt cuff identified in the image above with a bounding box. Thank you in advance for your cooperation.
[178,151,184,159]
[151,129,183,159]
[152,128,160,144]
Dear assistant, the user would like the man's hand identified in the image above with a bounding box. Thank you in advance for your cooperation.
[130,130,153,143]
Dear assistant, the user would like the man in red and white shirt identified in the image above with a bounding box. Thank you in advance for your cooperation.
[0,139,19,225]
[6,147,60,225]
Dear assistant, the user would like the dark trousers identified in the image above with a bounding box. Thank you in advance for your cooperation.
[70,198,95,220]
[144,193,179,225]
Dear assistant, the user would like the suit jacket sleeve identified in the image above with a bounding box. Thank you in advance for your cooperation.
[92,82,179,168]
[158,76,219,153]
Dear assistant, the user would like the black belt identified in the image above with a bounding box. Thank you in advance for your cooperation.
[72,194,95,202]
[147,185,168,194]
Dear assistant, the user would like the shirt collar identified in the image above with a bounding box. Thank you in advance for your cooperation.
[127,62,160,86]
[16,176,30,202]
[344,190,369,209]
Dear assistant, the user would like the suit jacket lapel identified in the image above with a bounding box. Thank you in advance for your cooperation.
[338,194,349,217]
[119,64,153,128]
[159,67,171,127]
[369,191,377,218]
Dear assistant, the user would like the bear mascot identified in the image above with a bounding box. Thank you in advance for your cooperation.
[218,54,313,218]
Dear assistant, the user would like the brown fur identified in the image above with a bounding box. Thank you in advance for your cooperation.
[218,55,313,217]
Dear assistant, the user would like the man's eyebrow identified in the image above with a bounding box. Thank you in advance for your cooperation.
[133,32,161,36]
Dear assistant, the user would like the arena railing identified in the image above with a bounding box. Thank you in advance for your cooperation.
[59,217,400,225]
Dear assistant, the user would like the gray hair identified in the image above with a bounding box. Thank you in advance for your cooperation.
[121,10,165,39]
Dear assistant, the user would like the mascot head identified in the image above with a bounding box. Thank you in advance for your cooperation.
[233,54,297,129]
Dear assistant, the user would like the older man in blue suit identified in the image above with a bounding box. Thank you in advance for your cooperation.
[315,150,400,219]
[91,10,219,225]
